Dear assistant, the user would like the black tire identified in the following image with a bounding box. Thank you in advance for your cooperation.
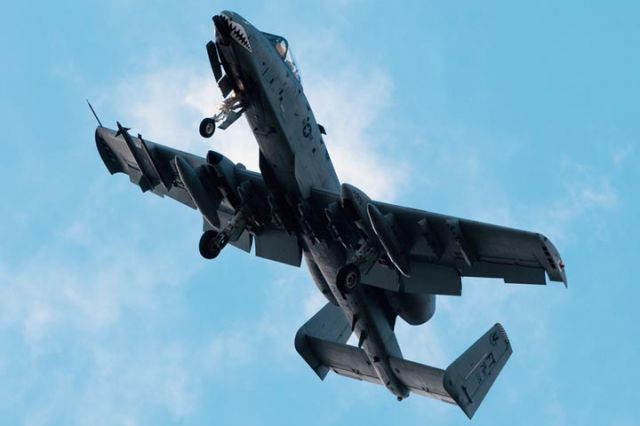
[336,264,360,294]
[199,117,216,138]
[199,230,221,259]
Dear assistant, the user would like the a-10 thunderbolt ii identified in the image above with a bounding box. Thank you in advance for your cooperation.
[92,11,567,419]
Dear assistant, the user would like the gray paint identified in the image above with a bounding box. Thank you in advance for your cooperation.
[93,10,567,418]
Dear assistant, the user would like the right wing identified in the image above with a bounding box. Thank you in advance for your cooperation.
[311,186,566,296]
[95,126,302,266]
[374,200,567,289]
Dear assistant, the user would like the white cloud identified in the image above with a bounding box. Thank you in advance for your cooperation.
[612,143,634,167]
[394,320,448,367]
[113,66,259,170]
[304,68,409,200]
[0,176,210,423]
[109,55,408,201]
[302,289,327,318]
[531,166,618,242]
[0,241,316,423]
[76,342,199,424]
[203,330,253,375]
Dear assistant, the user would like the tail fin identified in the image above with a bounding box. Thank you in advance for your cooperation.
[443,323,512,418]
[295,303,352,380]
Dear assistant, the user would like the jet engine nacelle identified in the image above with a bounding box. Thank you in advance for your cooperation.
[387,292,436,326]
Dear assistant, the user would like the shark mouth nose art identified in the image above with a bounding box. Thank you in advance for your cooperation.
[214,14,252,52]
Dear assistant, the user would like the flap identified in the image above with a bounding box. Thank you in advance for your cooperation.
[362,262,461,296]
[255,229,302,267]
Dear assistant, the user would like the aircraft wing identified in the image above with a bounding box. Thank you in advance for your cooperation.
[312,188,567,296]
[95,126,302,266]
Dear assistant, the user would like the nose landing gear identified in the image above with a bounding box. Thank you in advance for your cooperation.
[199,118,217,138]
[199,94,245,138]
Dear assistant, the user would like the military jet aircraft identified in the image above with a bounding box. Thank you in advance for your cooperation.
[92,11,567,419]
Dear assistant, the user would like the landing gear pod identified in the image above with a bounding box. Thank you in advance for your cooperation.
[173,156,221,228]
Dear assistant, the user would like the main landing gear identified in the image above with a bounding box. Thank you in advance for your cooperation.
[198,210,247,260]
[336,264,361,294]
[335,239,381,295]
[198,229,230,259]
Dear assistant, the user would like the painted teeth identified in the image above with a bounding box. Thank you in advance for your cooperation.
[229,21,251,52]
[218,15,251,52]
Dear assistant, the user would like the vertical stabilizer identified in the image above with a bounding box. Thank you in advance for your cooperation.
[443,323,512,418]
[295,303,351,379]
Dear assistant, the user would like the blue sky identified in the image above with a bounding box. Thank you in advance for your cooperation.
[1,1,638,425]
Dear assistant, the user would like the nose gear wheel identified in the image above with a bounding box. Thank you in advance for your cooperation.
[199,94,245,138]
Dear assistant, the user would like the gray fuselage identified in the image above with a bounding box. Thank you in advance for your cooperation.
[214,11,409,399]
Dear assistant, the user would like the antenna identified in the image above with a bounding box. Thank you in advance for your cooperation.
[86,99,103,127]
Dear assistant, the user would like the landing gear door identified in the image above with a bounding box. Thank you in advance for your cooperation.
[206,41,223,82]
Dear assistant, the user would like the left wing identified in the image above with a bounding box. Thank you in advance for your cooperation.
[95,125,302,266]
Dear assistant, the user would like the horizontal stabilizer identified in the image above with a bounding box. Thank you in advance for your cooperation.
[298,336,455,404]
[296,315,511,418]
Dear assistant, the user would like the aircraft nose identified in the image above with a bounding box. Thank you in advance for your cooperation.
[213,12,252,52]
[213,13,232,40]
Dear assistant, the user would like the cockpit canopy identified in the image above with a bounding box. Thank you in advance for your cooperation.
[262,32,301,82]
